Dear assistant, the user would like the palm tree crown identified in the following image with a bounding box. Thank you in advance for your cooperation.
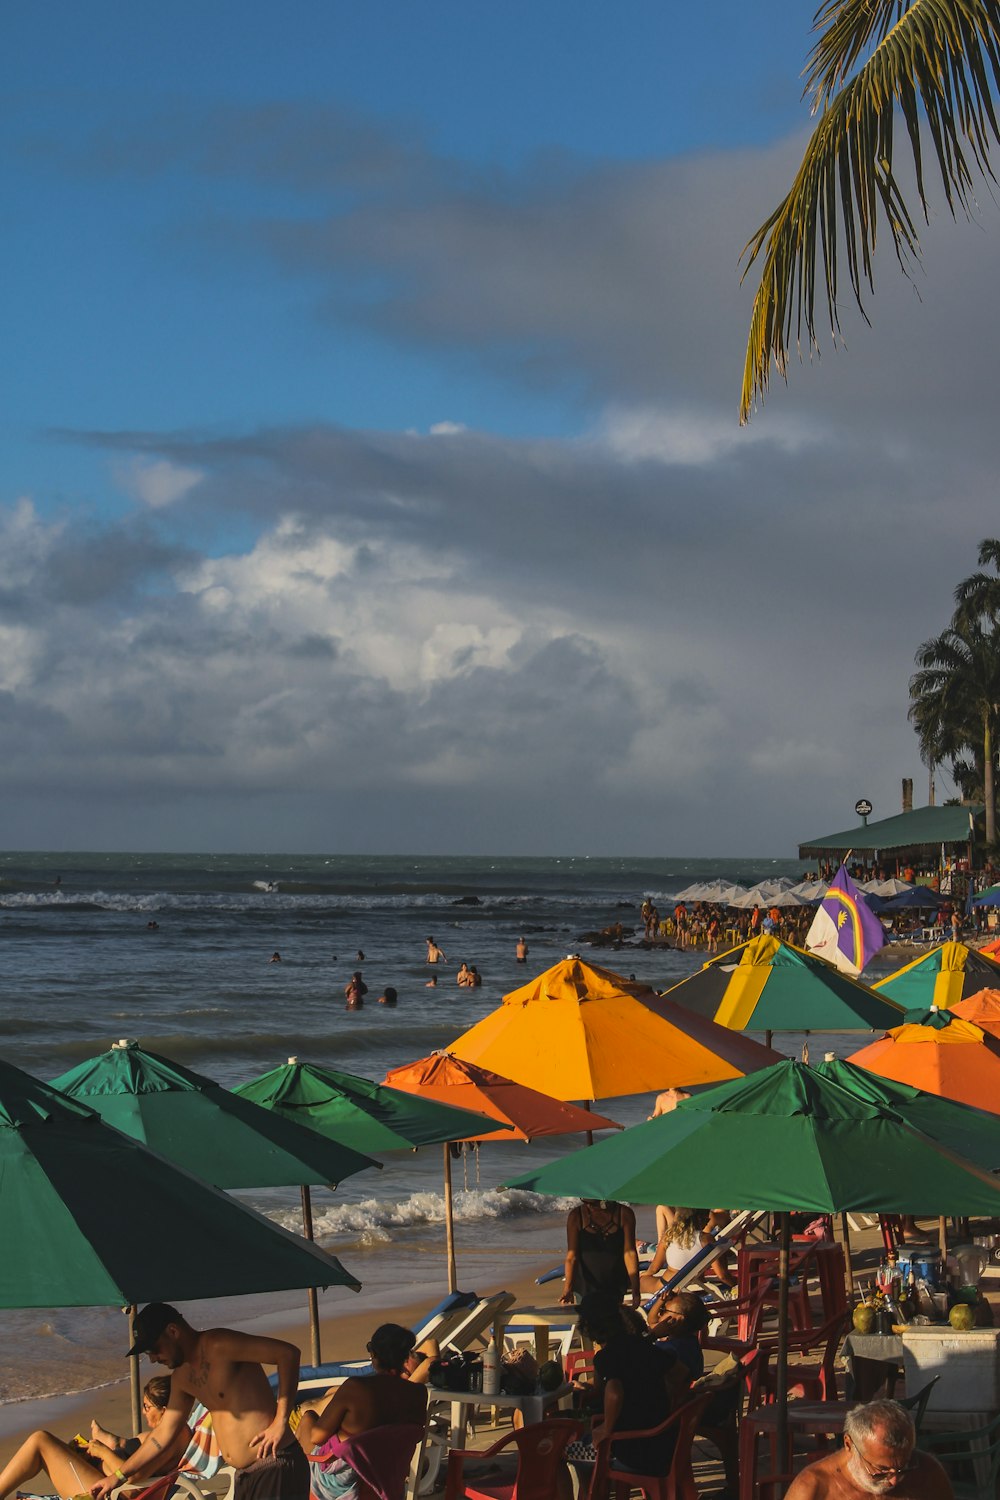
[740,0,1000,424]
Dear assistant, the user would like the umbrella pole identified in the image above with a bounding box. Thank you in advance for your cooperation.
[443,1143,457,1292]
[300,1185,322,1367]
[765,1030,773,1050]
[775,1212,790,1497]
[840,1213,856,1299]
[128,1305,141,1437]
[938,1215,948,1265]
[584,1099,594,1148]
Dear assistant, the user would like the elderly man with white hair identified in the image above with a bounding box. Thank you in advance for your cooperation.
[786,1399,952,1500]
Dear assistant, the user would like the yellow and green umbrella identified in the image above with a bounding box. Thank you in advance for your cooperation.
[659,934,904,1042]
[873,941,1000,1010]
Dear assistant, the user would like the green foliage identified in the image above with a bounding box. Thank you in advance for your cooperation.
[740,0,1000,423]
[909,538,1000,843]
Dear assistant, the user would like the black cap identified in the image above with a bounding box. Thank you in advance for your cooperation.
[126,1302,181,1358]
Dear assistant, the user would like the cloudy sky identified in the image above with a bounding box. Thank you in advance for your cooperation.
[4,1,998,856]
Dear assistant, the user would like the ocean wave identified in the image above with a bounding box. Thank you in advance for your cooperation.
[268,1187,577,1247]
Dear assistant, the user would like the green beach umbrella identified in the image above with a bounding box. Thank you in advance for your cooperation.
[51,1039,380,1369]
[504,1059,1000,1466]
[503,1059,1000,1216]
[659,935,904,1042]
[51,1040,382,1188]
[236,1057,516,1296]
[234,1056,499,1155]
[813,1054,1000,1172]
[0,1057,361,1303]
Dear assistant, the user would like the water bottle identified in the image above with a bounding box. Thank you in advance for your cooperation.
[482,1334,500,1397]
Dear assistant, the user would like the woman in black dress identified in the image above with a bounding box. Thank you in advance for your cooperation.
[559,1199,641,1307]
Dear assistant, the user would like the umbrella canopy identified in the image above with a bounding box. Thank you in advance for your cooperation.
[813,1055,1000,1171]
[446,956,785,1102]
[861,879,916,897]
[658,935,904,1034]
[951,989,1000,1035]
[234,1056,502,1153]
[382,1051,622,1141]
[0,1057,360,1307]
[51,1041,381,1188]
[848,1006,1000,1116]
[872,941,1000,1009]
[973,888,1000,908]
[503,1058,1000,1215]
[383,1049,619,1292]
[879,887,944,910]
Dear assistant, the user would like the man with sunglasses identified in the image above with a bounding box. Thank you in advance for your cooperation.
[786,1399,952,1500]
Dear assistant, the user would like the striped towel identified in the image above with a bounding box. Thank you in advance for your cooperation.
[180,1404,224,1478]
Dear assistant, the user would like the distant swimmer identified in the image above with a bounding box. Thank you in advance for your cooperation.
[468,965,482,988]
[146,921,159,931]
[344,971,368,1009]
[515,937,528,963]
[377,986,398,1006]
[456,963,472,987]
[54,875,62,887]
[269,951,282,963]
[425,975,438,988]
[426,937,446,964]
[356,949,366,962]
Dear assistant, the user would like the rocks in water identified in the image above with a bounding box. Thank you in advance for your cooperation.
[452,895,482,906]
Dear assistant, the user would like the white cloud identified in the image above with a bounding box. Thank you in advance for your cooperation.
[115,456,204,509]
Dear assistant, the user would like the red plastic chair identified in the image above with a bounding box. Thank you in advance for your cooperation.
[444,1417,581,1500]
[755,1311,851,1406]
[565,1349,598,1384]
[586,1393,711,1500]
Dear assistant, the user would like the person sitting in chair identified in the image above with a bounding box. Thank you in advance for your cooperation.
[297,1325,428,1500]
[0,1379,193,1500]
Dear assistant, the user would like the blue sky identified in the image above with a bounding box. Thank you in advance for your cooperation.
[4,3,810,504]
[3,2,999,854]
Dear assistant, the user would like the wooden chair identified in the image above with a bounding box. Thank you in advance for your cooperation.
[586,1393,711,1500]
[444,1417,581,1500]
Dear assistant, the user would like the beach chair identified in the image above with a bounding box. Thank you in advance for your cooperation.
[291,1292,517,1407]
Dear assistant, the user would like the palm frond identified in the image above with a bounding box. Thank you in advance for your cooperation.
[740,0,1000,424]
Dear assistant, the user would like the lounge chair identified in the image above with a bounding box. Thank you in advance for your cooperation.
[290,1291,516,1399]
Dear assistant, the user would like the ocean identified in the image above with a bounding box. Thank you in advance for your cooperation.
[0,849,860,1408]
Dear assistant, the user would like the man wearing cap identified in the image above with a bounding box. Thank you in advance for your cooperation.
[92,1303,308,1500]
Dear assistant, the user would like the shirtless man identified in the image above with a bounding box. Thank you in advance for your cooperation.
[515,937,529,962]
[786,1400,951,1500]
[425,937,446,963]
[91,1303,308,1500]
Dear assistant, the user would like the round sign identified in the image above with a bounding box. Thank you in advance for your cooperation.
[855,799,873,817]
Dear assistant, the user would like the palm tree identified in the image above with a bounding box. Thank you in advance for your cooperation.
[909,619,1000,845]
[740,0,1000,424]
[955,537,1000,628]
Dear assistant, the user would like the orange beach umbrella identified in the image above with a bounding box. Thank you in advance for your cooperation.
[383,1050,621,1289]
[446,956,784,1103]
[849,1007,1000,1116]
[951,989,1000,1035]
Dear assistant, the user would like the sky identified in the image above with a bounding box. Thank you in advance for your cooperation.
[3,1,999,857]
